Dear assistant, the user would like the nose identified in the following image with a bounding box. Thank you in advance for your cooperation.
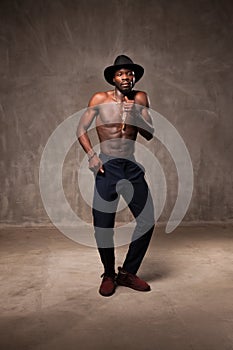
[121,73,129,81]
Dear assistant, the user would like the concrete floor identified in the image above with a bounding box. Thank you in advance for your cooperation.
[0,225,232,350]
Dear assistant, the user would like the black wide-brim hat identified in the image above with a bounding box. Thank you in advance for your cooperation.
[104,55,144,86]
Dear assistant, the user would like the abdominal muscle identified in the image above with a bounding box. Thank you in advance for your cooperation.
[96,122,137,157]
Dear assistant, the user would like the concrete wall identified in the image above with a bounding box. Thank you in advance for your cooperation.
[0,0,232,226]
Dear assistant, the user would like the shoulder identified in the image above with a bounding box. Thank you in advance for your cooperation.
[88,91,111,107]
[134,91,150,107]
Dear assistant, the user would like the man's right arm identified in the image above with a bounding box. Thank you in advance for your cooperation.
[76,93,105,173]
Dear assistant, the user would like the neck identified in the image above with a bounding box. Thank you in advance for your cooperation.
[113,88,132,102]
[114,88,124,102]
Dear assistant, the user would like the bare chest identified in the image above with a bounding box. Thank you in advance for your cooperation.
[96,103,135,126]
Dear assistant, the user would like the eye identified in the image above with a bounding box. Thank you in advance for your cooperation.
[128,71,134,76]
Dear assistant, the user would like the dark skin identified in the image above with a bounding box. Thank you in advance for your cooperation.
[77,68,154,173]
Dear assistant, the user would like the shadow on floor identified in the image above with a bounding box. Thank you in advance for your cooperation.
[140,259,173,282]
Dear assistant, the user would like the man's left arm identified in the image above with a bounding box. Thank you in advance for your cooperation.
[134,91,154,140]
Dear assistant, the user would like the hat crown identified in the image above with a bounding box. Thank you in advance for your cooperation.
[114,55,134,66]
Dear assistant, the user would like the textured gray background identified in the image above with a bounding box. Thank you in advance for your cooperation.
[0,0,232,226]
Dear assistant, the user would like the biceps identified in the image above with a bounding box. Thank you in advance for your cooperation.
[141,107,153,124]
[77,109,97,135]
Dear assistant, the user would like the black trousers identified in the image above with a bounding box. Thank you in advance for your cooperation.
[92,153,155,276]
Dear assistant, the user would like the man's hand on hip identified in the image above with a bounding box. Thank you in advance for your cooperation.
[89,154,104,174]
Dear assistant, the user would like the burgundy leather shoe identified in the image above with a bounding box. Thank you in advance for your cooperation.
[99,274,116,297]
[116,267,151,291]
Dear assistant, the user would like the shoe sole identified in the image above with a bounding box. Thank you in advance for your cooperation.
[116,281,151,292]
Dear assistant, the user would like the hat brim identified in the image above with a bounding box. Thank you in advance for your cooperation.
[104,63,144,86]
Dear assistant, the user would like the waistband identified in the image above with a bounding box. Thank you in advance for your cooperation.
[99,152,136,162]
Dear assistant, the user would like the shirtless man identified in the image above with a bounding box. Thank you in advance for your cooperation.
[77,55,155,297]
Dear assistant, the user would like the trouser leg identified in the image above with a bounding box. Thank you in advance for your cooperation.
[92,168,119,277]
[121,170,155,275]
[122,225,154,275]
[97,247,115,277]
[93,211,116,277]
